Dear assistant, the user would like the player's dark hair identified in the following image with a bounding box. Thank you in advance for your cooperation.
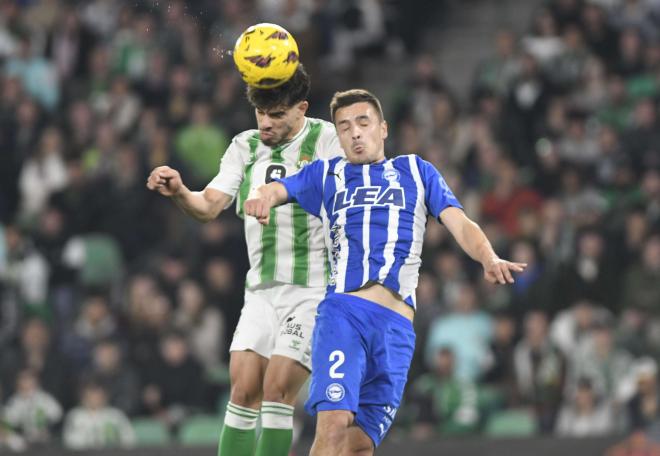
[330,89,384,123]
[246,64,310,110]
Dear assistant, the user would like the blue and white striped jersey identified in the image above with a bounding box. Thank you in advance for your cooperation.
[277,154,463,309]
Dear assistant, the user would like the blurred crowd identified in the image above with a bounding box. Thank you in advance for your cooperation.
[1,0,660,452]
[0,0,440,450]
[395,0,660,445]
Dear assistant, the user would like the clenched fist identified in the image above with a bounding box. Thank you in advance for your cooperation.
[244,188,272,225]
[146,166,183,197]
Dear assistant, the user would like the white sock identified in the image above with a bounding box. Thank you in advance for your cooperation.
[260,401,294,429]
[224,401,259,430]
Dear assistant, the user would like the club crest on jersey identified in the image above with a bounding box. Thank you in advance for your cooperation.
[326,383,345,402]
[382,168,400,183]
[332,186,405,214]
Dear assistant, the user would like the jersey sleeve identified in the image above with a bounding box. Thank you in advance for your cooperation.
[275,159,325,218]
[416,156,463,220]
[206,134,247,203]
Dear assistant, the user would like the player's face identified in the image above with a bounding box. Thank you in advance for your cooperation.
[255,101,308,147]
[334,102,387,164]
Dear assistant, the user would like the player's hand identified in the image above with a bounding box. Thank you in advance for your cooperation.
[244,188,271,225]
[146,166,183,197]
[482,257,527,285]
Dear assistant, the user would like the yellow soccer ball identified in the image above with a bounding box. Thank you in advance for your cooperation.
[233,23,300,89]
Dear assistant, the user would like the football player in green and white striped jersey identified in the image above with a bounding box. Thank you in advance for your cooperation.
[146,65,343,456]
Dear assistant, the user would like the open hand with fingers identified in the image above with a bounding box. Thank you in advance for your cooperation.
[482,257,527,284]
[146,166,183,197]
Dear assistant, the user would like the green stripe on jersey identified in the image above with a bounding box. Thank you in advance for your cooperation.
[260,145,284,282]
[300,121,322,161]
[291,121,323,285]
[237,133,260,218]
[291,205,309,284]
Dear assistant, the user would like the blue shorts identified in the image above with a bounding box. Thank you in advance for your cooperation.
[305,293,415,447]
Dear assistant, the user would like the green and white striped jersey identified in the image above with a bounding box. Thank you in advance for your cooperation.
[208,117,343,288]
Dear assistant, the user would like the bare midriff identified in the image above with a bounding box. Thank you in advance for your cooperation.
[345,282,414,321]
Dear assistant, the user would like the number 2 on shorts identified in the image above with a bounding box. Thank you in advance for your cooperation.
[329,350,345,379]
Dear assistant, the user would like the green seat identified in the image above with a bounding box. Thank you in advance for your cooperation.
[132,418,171,446]
[178,415,222,446]
[484,409,537,437]
[80,234,123,287]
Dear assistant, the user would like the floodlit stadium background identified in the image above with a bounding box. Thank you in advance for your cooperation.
[1,0,660,454]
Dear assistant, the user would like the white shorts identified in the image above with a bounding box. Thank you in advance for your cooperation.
[229,282,325,371]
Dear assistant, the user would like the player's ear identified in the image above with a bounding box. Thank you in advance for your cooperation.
[298,100,309,115]
[381,120,388,140]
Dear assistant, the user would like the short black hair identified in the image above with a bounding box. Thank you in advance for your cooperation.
[246,64,310,110]
[329,89,384,123]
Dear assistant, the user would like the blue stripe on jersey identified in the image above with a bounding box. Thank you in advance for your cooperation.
[367,163,390,283]
[344,164,367,291]
[292,154,463,311]
[382,158,417,302]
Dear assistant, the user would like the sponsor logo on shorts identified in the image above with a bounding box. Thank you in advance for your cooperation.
[289,339,301,351]
[280,315,304,339]
[326,383,345,402]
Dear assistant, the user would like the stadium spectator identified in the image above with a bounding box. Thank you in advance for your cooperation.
[172,278,225,374]
[514,310,566,432]
[62,381,135,450]
[83,340,140,416]
[0,318,70,409]
[482,312,519,406]
[550,299,612,357]
[139,332,205,428]
[568,315,635,403]
[626,358,660,431]
[425,283,493,382]
[3,369,62,444]
[410,347,482,439]
[555,377,616,436]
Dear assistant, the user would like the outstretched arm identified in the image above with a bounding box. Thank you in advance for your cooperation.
[146,166,232,222]
[439,206,527,284]
[244,182,290,225]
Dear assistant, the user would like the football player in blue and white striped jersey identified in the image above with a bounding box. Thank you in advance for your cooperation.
[244,89,526,455]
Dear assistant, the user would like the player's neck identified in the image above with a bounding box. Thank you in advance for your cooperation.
[282,116,308,145]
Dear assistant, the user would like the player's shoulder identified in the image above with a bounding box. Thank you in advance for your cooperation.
[392,154,437,172]
[390,154,425,170]
[231,129,260,147]
[306,116,336,133]
[306,117,344,159]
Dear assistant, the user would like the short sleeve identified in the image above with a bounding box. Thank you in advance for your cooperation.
[206,134,247,201]
[275,159,325,218]
[416,156,463,220]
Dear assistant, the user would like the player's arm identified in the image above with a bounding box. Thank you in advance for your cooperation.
[439,207,527,284]
[244,182,290,225]
[245,159,327,225]
[146,166,232,222]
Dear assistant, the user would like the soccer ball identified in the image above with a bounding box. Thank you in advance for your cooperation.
[233,23,300,89]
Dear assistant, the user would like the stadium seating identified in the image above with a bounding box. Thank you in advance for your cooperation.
[178,415,222,446]
[484,409,538,437]
[131,418,171,446]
